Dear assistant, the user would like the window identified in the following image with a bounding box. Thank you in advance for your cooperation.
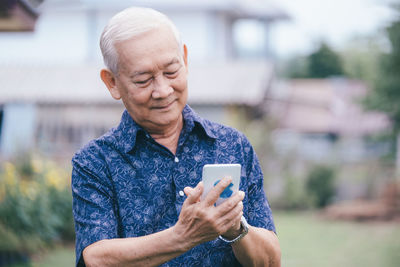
[232,19,268,58]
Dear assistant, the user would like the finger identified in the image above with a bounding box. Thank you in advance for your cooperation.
[220,201,243,221]
[219,205,243,235]
[184,186,202,203]
[184,181,203,205]
[216,191,245,216]
[183,186,195,196]
[203,177,232,206]
[225,213,243,236]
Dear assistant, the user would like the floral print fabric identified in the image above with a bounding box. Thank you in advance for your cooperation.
[71,105,275,267]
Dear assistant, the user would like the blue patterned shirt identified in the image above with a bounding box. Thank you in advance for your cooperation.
[71,105,275,267]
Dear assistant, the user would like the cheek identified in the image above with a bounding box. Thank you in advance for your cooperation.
[173,76,188,93]
[117,78,150,103]
[126,89,152,105]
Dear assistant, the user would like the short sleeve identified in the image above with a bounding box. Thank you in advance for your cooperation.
[241,136,276,233]
[71,156,118,267]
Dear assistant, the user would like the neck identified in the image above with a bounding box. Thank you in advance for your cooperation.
[147,115,183,155]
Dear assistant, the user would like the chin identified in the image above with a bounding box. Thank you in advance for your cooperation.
[152,110,179,125]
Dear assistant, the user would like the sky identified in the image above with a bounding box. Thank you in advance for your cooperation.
[268,0,396,57]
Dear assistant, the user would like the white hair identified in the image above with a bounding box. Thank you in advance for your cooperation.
[100,7,183,74]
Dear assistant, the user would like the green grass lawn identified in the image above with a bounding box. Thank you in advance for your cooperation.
[9,212,400,267]
[6,245,74,267]
[31,246,75,267]
[275,211,400,267]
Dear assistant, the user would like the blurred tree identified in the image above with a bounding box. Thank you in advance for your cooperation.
[308,42,344,78]
[278,55,309,78]
[279,42,345,79]
[341,35,384,87]
[306,165,336,208]
[365,5,400,133]
[363,4,400,175]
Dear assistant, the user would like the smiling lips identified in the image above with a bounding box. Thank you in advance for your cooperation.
[152,99,176,110]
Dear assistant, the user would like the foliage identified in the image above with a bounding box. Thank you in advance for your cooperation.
[308,42,344,78]
[340,35,383,86]
[275,174,313,210]
[305,165,336,208]
[265,153,316,211]
[278,55,310,78]
[0,157,73,255]
[280,42,345,79]
[364,5,400,133]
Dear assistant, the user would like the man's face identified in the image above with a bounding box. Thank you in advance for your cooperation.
[109,26,188,132]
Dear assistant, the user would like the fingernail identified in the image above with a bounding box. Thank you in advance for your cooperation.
[224,176,232,184]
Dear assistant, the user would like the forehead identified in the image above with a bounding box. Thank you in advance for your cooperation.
[115,26,182,73]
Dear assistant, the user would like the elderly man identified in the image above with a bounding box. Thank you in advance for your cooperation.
[72,7,280,267]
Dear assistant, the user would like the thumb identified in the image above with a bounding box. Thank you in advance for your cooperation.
[184,182,203,204]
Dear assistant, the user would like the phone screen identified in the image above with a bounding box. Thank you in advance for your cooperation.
[201,164,241,206]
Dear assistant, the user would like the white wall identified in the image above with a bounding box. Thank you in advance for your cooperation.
[96,9,229,64]
[0,8,89,64]
[0,3,270,65]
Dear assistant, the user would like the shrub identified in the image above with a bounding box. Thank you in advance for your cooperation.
[270,173,314,210]
[306,165,336,208]
[0,157,73,255]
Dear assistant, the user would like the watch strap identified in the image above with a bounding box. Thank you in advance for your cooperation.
[218,216,249,244]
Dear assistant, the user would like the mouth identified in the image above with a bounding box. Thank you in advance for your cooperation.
[151,99,176,110]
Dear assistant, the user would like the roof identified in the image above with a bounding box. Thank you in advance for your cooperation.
[0,61,274,106]
[0,0,41,31]
[268,79,390,136]
[188,61,273,105]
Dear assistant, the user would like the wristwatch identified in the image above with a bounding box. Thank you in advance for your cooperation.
[218,216,249,244]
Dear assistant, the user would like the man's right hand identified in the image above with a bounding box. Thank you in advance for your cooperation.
[172,177,245,251]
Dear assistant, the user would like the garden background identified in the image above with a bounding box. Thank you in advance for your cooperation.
[1,0,400,266]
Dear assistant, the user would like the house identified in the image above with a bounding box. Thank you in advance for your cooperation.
[267,78,391,162]
[0,0,288,159]
[0,62,274,158]
[0,0,42,32]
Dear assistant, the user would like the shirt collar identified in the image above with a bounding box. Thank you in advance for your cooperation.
[182,105,218,139]
[114,110,144,154]
[115,105,217,154]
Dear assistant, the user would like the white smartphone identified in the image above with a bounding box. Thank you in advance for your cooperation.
[201,164,241,206]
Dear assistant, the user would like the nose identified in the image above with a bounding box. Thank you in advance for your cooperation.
[152,76,173,99]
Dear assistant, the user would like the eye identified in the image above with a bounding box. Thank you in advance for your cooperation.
[134,77,152,86]
[164,70,179,78]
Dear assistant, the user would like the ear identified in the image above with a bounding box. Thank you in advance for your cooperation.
[100,69,121,100]
[183,44,188,67]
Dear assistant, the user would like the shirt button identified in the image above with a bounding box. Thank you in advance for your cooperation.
[174,157,179,163]
[179,190,184,197]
